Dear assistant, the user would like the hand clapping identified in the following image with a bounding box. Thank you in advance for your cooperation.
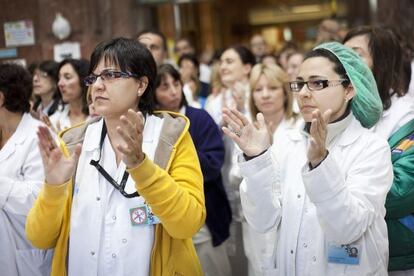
[116,109,145,169]
[307,109,332,167]
[222,108,271,158]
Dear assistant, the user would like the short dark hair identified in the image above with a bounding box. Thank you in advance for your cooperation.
[59,58,90,115]
[156,63,188,108]
[0,63,32,113]
[89,37,157,115]
[343,25,407,110]
[225,45,256,66]
[32,60,63,116]
[136,29,168,52]
[178,54,200,77]
[305,48,350,87]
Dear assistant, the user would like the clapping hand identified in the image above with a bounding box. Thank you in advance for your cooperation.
[222,108,271,158]
[116,109,145,169]
[307,109,331,167]
[37,126,81,185]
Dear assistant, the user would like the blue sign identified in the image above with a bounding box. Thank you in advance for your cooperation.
[0,48,17,59]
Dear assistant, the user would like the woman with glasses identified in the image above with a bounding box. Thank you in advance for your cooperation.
[48,59,90,132]
[223,42,393,275]
[26,38,205,276]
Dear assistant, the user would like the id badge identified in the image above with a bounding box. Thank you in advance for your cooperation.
[129,204,160,226]
[327,243,360,265]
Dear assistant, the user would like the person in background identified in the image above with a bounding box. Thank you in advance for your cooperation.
[175,37,195,58]
[315,18,341,45]
[178,53,210,108]
[26,37,205,276]
[286,51,304,113]
[250,34,268,63]
[277,41,298,71]
[175,37,211,85]
[261,53,278,66]
[155,63,232,276]
[0,63,52,276]
[206,45,255,125]
[49,59,89,132]
[137,30,168,67]
[344,25,414,275]
[30,60,63,119]
[286,51,304,82]
[223,42,392,275]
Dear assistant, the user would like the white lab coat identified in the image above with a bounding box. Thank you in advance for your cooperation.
[239,113,393,276]
[371,93,414,139]
[68,116,162,276]
[0,113,52,276]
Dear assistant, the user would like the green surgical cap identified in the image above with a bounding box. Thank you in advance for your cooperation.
[314,42,383,128]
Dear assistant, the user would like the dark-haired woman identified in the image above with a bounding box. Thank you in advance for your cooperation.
[155,63,232,276]
[26,38,205,276]
[344,26,414,274]
[49,59,90,132]
[223,42,392,274]
[31,60,63,118]
[0,63,52,275]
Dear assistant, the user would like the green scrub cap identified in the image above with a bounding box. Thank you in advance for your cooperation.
[314,42,383,128]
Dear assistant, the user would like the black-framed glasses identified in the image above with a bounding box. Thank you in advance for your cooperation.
[289,79,349,93]
[84,70,138,86]
[89,123,139,198]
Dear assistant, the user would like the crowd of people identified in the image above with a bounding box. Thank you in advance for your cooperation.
[1,15,414,276]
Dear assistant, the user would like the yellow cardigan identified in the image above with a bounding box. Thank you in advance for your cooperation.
[26,112,206,276]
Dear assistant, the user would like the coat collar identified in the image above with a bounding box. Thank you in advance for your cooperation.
[287,112,364,147]
[82,116,159,152]
[0,113,40,161]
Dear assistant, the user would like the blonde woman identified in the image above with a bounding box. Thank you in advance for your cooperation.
[236,63,301,275]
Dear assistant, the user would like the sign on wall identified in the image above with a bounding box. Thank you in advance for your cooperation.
[4,20,35,47]
[54,42,81,62]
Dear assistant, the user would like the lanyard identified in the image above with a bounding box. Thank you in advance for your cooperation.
[89,122,139,198]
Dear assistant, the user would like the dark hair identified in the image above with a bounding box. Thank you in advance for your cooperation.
[90,37,157,115]
[136,29,168,52]
[305,48,350,87]
[178,54,200,77]
[343,26,407,110]
[31,60,63,116]
[155,63,188,108]
[224,45,256,67]
[0,63,32,113]
[58,58,90,115]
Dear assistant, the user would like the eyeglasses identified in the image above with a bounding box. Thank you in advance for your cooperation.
[289,79,349,93]
[84,70,138,86]
[33,72,49,79]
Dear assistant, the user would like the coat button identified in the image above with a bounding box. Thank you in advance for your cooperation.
[112,216,117,221]
[290,250,294,254]
[90,251,95,256]
[297,194,301,199]
[96,197,100,201]
[112,253,117,258]
[122,239,127,243]
[303,243,307,248]
[312,256,316,262]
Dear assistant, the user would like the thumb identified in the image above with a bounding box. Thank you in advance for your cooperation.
[256,113,266,129]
